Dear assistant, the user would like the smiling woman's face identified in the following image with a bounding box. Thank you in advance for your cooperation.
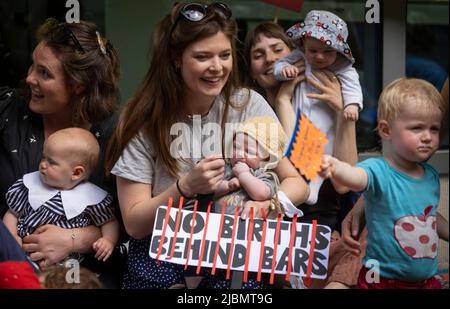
[180,31,233,105]
[249,34,291,91]
[26,42,73,117]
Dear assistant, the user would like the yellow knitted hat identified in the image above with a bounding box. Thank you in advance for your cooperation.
[235,116,286,166]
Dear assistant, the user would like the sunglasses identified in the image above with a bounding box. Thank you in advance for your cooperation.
[58,24,86,54]
[171,2,232,34]
[44,18,85,54]
[179,2,231,21]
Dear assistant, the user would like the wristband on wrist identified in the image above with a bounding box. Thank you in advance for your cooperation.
[176,179,196,199]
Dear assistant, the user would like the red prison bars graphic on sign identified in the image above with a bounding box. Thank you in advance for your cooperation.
[151,198,331,284]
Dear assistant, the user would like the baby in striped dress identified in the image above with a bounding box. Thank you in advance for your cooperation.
[3,128,118,265]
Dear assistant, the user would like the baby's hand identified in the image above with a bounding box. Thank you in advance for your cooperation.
[228,177,240,191]
[93,237,114,262]
[281,65,299,80]
[343,104,359,121]
[319,155,337,179]
[232,162,250,176]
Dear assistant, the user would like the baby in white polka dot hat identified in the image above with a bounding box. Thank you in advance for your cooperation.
[274,10,363,205]
[319,78,449,289]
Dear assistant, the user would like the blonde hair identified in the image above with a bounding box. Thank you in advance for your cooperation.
[47,128,100,177]
[378,78,444,123]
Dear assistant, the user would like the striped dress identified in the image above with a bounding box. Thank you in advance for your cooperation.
[6,178,114,238]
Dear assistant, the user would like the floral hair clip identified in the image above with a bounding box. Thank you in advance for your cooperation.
[95,31,107,55]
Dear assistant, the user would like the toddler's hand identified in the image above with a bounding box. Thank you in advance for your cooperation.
[93,237,114,262]
[281,65,299,79]
[343,104,359,121]
[232,162,250,176]
[319,155,337,179]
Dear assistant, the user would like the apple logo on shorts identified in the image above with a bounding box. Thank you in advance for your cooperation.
[394,206,438,259]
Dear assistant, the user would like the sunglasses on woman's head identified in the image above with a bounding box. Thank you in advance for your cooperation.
[171,2,232,35]
[43,18,85,54]
[178,2,232,22]
[58,24,85,54]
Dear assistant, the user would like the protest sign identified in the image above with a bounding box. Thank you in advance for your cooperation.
[149,205,331,281]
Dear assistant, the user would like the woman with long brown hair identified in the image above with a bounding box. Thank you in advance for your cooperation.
[107,3,309,288]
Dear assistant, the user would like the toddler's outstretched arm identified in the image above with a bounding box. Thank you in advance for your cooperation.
[93,218,119,262]
[233,162,272,201]
[320,155,368,194]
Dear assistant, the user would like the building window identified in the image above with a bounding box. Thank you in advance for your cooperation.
[406,0,449,148]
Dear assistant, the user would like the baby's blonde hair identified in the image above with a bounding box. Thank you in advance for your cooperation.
[378,78,444,123]
[47,128,100,177]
